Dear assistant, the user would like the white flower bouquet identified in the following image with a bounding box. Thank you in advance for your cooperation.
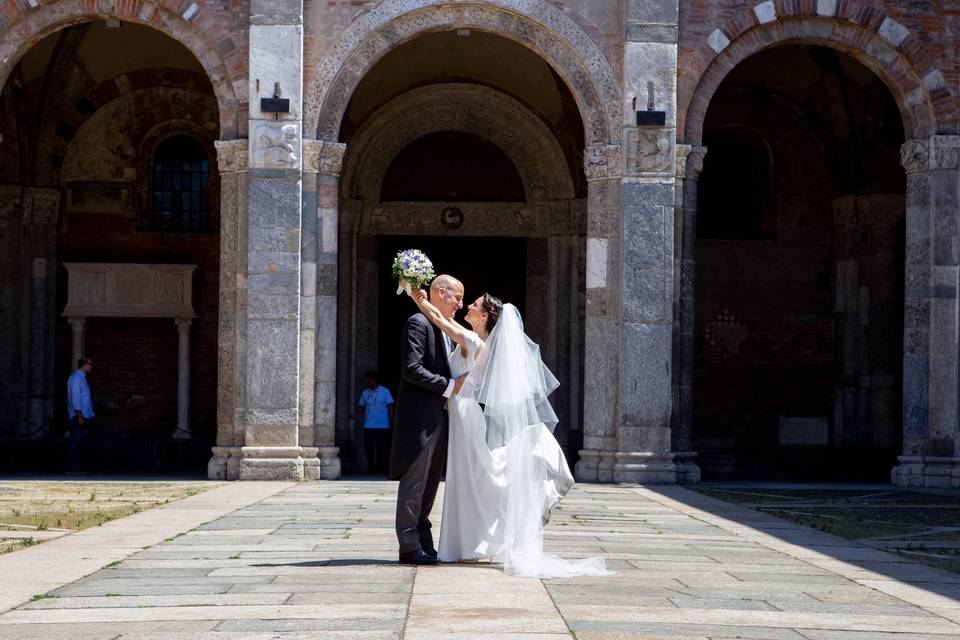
[392,249,436,295]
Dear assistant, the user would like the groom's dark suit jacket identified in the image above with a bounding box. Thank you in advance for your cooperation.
[388,312,451,480]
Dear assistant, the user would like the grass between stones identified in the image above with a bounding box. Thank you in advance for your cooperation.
[0,481,217,554]
[690,486,960,574]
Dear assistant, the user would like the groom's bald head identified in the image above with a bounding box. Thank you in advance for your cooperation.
[430,274,464,318]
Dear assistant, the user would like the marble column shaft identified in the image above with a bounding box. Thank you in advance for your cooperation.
[613,0,680,484]
[302,140,345,480]
[210,139,249,480]
[894,136,960,487]
[22,188,59,440]
[672,144,705,483]
[237,0,311,480]
[175,319,192,439]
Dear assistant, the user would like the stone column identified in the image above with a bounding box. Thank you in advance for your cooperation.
[237,0,310,480]
[209,140,248,479]
[68,318,86,371]
[576,146,624,483]
[893,136,960,487]
[0,186,23,438]
[672,144,705,483]
[22,188,59,440]
[174,319,192,439]
[303,140,345,479]
[612,0,681,483]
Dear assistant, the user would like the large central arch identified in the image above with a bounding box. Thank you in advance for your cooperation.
[303,0,622,145]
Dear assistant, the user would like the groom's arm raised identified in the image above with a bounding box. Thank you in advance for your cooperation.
[401,315,449,395]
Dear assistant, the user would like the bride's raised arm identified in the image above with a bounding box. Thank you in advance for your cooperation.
[410,288,470,350]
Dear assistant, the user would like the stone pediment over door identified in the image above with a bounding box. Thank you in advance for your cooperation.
[62,263,197,319]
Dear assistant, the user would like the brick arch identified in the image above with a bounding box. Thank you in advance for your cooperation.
[683,14,940,144]
[304,0,622,146]
[0,0,241,138]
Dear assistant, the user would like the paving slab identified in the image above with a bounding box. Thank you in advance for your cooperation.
[1,481,960,639]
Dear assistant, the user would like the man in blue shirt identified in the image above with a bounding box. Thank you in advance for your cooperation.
[351,370,394,474]
[66,356,94,474]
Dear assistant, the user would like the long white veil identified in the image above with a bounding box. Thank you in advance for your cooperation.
[462,304,608,578]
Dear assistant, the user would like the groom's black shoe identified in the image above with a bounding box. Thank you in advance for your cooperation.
[423,547,438,559]
[399,549,440,566]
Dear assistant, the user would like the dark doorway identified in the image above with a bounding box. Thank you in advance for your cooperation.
[375,235,527,400]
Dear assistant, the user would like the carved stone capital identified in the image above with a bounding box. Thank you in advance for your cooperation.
[215,139,249,174]
[900,139,929,173]
[319,142,347,177]
[930,135,960,170]
[625,127,674,176]
[23,187,61,227]
[302,140,323,174]
[0,185,23,220]
[675,144,707,180]
[584,144,624,181]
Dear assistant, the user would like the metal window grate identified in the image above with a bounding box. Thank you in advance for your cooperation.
[150,136,209,232]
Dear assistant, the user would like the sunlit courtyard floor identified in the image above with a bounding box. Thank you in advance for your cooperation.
[1,479,960,639]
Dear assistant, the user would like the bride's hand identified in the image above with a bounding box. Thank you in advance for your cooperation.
[411,288,427,304]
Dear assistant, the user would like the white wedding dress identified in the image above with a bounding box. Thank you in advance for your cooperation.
[437,305,608,578]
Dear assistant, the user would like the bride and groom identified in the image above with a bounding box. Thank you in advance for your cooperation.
[388,274,606,578]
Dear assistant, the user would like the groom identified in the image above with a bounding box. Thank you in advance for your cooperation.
[389,274,464,565]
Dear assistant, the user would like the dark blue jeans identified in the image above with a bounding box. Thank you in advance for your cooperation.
[67,416,84,471]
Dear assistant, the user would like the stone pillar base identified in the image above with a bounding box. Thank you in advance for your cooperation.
[319,446,341,479]
[235,446,321,481]
[208,446,243,480]
[575,449,618,482]
[673,451,701,484]
[892,455,960,488]
[613,451,677,484]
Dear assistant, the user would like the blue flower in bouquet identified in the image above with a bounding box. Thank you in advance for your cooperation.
[392,249,436,295]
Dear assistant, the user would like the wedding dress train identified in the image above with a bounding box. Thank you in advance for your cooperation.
[437,305,607,578]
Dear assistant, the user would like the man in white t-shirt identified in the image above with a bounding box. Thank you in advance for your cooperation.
[352,370,395,473]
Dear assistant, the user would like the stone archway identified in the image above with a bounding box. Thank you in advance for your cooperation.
[302,2,629,480]
[683,19,937,144]
[0,0,241,137]
[341,84,574,203]
[675,18,950,485]
[304,0,622,145]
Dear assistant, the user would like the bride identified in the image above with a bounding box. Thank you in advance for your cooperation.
[410,289,607,578]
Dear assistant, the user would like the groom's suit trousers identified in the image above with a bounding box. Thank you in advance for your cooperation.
[396,423,448,553]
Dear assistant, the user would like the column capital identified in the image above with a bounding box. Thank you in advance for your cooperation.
[67,316,86,327]
[304,140,347,177]
[676,144,707,180]
[175,317,193,328]
[215,139,249,174]
[584,144,624,181]
[901,135,960,173]
[23,187,60,227]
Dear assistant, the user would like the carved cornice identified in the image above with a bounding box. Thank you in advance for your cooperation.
[931,135,960,170]
[584,144,624,181]
[215,139,249,174]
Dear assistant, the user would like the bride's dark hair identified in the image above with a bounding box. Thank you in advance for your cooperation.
[481,293,503,333]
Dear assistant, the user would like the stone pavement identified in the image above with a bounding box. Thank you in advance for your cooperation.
[2,481,960,639]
